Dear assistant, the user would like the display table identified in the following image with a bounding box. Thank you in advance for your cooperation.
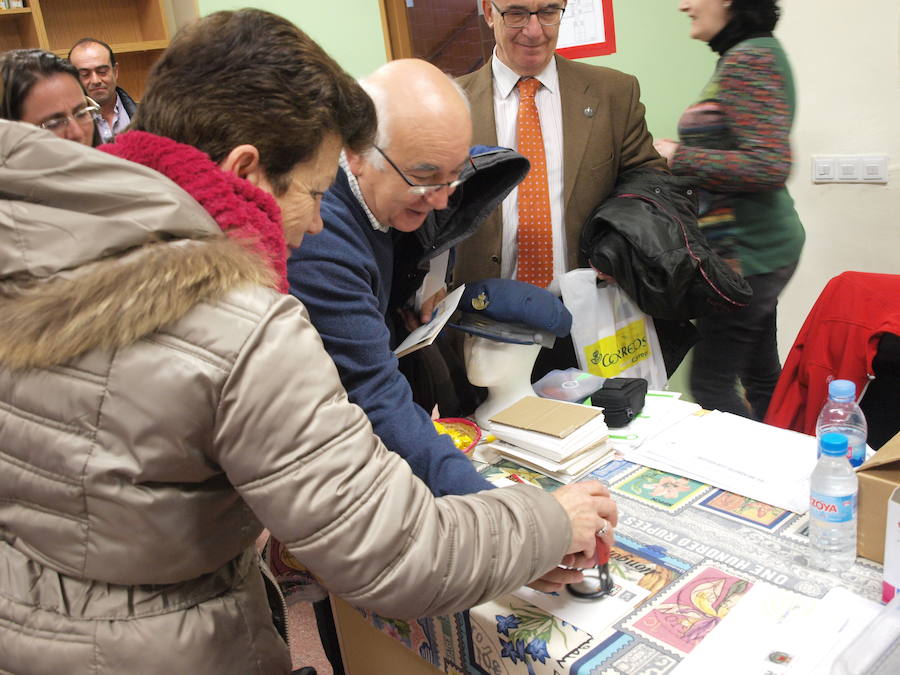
[331,452,882,674]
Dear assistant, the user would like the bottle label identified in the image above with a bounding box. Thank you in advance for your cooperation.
[810,491,857,523]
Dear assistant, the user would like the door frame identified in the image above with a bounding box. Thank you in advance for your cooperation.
[378,0,414,60]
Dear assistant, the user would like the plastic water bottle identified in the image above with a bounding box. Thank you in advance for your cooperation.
[809,433,858,572]
[815,379,868,468]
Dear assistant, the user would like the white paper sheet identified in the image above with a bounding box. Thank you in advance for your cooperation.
[671,585,881,675]
[606,392,700,452]
[557,0,607,50]
[624,410,818,513]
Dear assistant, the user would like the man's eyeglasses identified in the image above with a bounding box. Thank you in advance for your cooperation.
[491,2,566,28]
[374,146,475,196]
[40,100,99,134]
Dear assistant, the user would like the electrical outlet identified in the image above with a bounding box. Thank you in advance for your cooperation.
[861,155,889,183]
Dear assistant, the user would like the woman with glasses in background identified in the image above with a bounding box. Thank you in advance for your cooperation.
[0,48,100,146]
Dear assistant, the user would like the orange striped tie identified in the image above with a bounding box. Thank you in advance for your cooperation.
[515,77,553,288]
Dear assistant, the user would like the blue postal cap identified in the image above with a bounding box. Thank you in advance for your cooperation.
[451,278,572,348]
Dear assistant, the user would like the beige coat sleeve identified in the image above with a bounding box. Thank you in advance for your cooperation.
[212,295,571,618]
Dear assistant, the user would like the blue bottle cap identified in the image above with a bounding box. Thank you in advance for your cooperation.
[820,432,849,457]
[828,379,856,399]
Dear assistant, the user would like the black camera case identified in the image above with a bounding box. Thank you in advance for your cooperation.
[590,377,649,428]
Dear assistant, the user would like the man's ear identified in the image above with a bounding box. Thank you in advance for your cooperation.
[219,144,265,185]
[345,148,366,177]
[482,0,494,28]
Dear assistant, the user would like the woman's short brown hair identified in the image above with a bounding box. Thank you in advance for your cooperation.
[132,9,376,195]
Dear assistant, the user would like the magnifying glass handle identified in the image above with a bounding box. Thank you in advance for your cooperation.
[596,535,610,566]
[596,536,613,594]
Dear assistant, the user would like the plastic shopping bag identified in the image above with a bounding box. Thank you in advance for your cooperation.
[560,268,667,390]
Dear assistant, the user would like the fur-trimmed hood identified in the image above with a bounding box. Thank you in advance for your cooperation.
[0,120,275,370]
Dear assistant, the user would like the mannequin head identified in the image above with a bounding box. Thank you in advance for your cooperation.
[464,333,541,388]
[452,278,572,428]
[464,333,542,428]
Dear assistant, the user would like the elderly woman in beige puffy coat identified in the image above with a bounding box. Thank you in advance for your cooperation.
[0,10,616,675]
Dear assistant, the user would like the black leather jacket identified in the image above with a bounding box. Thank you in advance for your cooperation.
[580,168,752,322]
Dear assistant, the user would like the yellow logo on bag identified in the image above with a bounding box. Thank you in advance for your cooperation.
[583,318,651,377]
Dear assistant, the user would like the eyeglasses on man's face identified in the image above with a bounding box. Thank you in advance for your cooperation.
[491,2,566,28]
[40,100,99,135]
[374,146,475,197]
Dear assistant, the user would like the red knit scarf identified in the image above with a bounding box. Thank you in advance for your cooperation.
[100,131,289,293]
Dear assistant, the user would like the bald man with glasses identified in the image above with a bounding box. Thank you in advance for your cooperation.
[287,58,528,500]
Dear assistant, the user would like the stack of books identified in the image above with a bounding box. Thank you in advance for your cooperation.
[486,396,612,483]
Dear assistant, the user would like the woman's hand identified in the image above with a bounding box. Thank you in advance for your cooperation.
[529,482,617,592]
[552,480,617,567]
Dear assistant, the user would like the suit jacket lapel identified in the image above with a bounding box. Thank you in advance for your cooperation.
[557,55,594,214]
[466,63,499,147]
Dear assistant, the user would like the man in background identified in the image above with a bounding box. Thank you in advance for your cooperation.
[457,0,667,374]
[68,38,137,142]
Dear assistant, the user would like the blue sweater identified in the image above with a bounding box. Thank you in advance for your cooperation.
[287,169,493,497]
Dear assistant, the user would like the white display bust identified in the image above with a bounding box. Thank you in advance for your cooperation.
[464,333,542,429]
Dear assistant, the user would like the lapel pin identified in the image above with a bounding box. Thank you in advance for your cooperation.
[583,106,595,118]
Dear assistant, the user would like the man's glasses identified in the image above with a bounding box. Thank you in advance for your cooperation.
[491,2,566,28]
[374,146,475,196]
[40,99,99,135]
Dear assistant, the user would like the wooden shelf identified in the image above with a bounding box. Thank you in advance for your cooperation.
[50,38,169,58]
[1,0,171,101]
[0,5,41,50]
[40,0,168,52]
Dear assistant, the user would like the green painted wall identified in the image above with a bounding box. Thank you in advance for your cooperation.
[196,0,387,77]
[197,1,714,137]
[583,2,715,139]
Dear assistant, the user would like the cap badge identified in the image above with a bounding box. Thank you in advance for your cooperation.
[471,292,490,311]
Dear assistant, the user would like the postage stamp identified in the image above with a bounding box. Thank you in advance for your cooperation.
[608,533,693,605]
[612,467,711,513]
[622,563,754,656]
[585,457,638,484]
[696,489,794,531]
[780,513,810,544]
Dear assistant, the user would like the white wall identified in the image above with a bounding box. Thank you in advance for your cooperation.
[775,0,900,356]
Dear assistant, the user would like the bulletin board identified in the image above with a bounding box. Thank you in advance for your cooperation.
[556,0,617,59]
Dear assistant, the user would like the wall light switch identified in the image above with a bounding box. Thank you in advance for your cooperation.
[812,156,835,182]
[811,153,889,184]
[861,155,889,183]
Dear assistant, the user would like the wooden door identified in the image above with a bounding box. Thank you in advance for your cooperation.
[380,0,494,76]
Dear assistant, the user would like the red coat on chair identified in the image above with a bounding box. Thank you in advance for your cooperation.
[765,271,900,434]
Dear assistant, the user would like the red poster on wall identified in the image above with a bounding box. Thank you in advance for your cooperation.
[555,0,617,59]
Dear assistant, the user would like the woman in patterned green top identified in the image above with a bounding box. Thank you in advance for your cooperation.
[654,0,804,420]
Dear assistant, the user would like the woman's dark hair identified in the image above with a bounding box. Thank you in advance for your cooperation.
[132,9,377,196]
[0,49,81,122]
[729,0,780,33]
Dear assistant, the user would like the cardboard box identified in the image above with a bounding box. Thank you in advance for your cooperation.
[857,431,900,564]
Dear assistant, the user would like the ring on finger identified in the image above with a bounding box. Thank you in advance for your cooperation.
[596,520,608,538]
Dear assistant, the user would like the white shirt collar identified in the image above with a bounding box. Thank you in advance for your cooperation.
[340,152,389,233]
[491,50,559,99]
